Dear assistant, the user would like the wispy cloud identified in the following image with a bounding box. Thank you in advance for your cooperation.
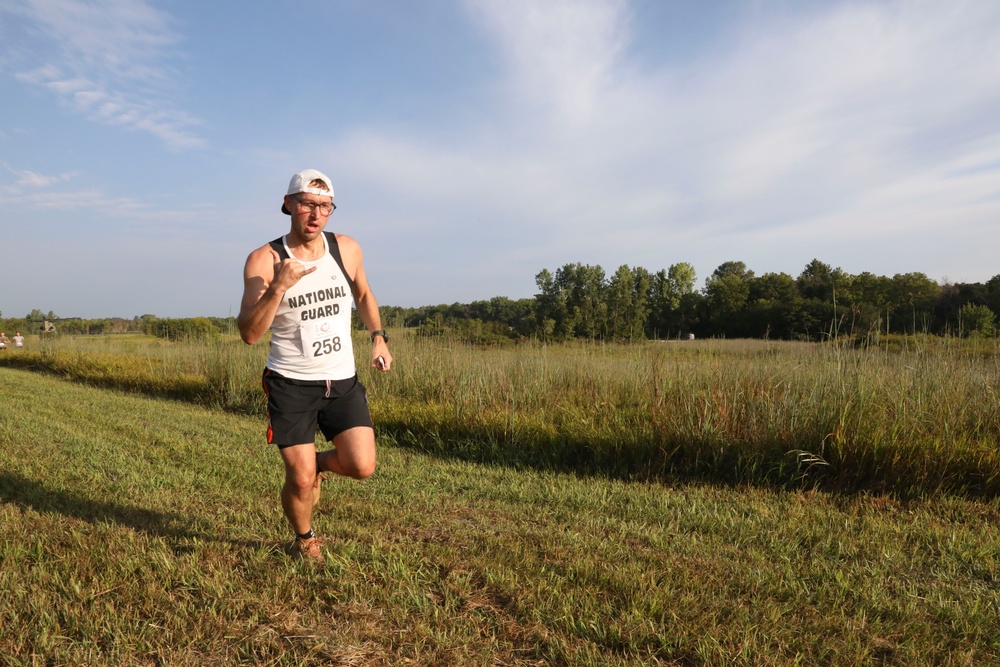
[0,163,211,225]
[0,0,204,150]
[463,0,630,129]
[333,0,1000,267]
[1,166,76,193]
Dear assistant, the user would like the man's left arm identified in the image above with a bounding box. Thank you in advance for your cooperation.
[345,238,392,371]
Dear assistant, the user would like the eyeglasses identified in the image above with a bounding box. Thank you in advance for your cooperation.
[295,196,336,216]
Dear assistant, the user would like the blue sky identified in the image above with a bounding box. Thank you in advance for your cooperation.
[1,0,999,319]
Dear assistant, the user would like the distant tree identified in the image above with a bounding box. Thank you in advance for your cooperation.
[89,320,110,335]
[467,297,535,338]
[985,274,1000,319]
[145,317,221,340]
[606,265,636,340]
[678,291,704,337]
[704,262,753,337]
[534,268,568,340]
[830,268,855,305]
[749,272,798,303]
[887,272,940,334]
[648,262,697,338]
[850,272,893,335]
[934,282,975,335]
[647,270,671,338]
[668,263,698,337]
[797,259,834,301]
[959,303,996,337]
[556,263,607,339]
[852,272,891,309]
[630,266,651,341]
[712,260,754,282]
[746,272,799,338]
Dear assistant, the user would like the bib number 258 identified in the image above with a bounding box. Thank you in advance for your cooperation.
[312,336,342,357]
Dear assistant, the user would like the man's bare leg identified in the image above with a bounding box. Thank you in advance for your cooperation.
[316,426,377,480]
[279,443,319,536]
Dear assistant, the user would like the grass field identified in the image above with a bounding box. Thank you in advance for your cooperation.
[1,334,999,664]
[5,332,1000,495]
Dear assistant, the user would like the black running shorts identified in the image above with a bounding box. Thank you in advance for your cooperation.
[261,369,373,448]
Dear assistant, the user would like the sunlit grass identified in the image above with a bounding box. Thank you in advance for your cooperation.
[1,367,998,665]
[2,332,999,495]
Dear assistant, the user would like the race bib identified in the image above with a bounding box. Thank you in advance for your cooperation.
[299,319,343,358]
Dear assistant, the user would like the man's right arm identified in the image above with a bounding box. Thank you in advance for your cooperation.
[237,245,317,345]
[237,246,281,345]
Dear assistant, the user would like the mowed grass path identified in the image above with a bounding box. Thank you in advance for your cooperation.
[1,367,999,666]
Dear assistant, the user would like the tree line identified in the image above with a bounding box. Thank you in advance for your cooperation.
[382,259,1000,343]
[0,310,231,340]
[4,259,999,343]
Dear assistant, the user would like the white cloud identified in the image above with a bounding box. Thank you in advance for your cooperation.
[318,0,1000,297]
[0,165,76,193]
[16,171,70,190]
[0,163,217,227]
[12,0,177,81]
[694,0,1000,230]
[0,0,997,317]
[0,0,204,150]
[463,0,630,129]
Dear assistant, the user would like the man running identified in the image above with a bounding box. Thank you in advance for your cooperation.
[238,168,392,563]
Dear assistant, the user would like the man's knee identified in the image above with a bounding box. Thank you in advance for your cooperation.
[285,467,317,492]
[333,427,376,479]
[345,459,376,480]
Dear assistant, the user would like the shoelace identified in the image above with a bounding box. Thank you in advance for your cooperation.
[296,537,324,553]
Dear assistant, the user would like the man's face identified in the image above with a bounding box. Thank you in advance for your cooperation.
[286,192,333,242]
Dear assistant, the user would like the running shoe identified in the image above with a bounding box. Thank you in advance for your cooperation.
[292,536,324,564]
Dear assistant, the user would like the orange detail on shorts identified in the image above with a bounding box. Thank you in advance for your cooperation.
[263,368,274,444]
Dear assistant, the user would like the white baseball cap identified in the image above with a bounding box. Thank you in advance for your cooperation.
[281,168,334,214]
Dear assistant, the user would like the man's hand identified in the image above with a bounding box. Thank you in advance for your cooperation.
[372,339,392,372]
[239,244,320,346]
[269,247,316,293]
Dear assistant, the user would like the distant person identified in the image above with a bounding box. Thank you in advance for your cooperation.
[13,332,24,348]
[238,168,392,564]
[0,332,6,350]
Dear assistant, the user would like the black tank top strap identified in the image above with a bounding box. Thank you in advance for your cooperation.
[324,231,356,293]
[269,237,289,261]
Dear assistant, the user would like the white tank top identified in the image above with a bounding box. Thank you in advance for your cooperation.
[265,232,357,380]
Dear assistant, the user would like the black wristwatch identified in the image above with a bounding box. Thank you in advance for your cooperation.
[370,329,389,343]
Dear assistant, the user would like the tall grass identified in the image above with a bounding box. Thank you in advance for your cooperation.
[372,335,1000,495]
[4,367,999,665]
[3,332,999,495]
